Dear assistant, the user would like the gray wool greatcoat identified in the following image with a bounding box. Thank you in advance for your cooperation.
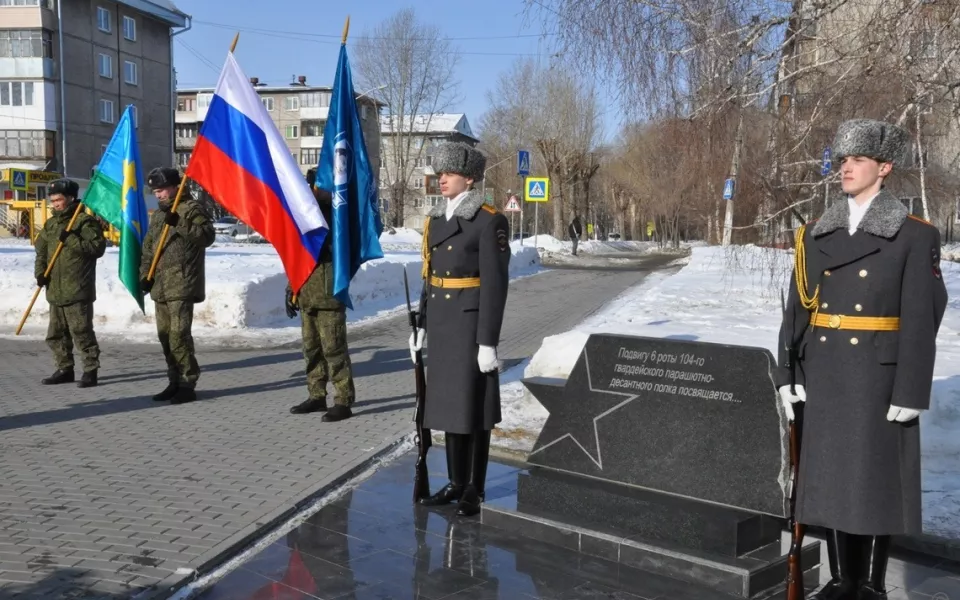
[775,189,948,536]
[418,190,511,434]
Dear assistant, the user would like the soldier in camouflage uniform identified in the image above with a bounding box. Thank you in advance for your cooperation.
[35,178,107,388]
[140,167,215,404]
[285,167,356,422]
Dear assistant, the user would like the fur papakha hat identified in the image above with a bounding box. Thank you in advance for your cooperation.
[832,119,911,168]
[432,142,486,182]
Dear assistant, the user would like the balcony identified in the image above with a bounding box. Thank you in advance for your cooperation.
[300,106,329,120]
[175,136,196,149]
[0,57,54,79]
[300,136,323,149]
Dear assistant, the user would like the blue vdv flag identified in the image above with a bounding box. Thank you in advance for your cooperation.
[315,44,384,309]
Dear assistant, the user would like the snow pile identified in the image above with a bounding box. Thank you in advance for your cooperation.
[496,244,960,538]
[0,238,540,345]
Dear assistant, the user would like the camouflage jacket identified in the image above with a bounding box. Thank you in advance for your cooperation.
[288,190,340,310]
[140,196,215,303]
[34,202,107,306]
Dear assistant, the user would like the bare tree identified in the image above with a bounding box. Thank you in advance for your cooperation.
[353,8,461,228]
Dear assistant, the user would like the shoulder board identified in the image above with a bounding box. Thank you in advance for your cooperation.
[907,214,935,227]
[481,205,497,215]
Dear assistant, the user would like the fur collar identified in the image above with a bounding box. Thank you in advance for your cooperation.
[427,189,486,220]
[811,188,907,239]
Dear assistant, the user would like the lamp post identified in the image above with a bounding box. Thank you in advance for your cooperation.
[480,155,513,203]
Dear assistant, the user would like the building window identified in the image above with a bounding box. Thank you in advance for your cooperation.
[284,96,299,111]
[122,16,136,41]
[197,93,212,110]
[301,148,319,165]
[0,130,55,159]
[124,60,138,85]
[0,30,53,58]
[414,178,423,189]
[176,152,190,167]
[177,97,196,112]
[98,53,113,78]
[284,125,298,139]
[0,81,35,106]
[101,144,108,157]
[299,92,330,108]
[301,120,325,136]
[176,124,197,139]
[360,104,368,120]
[261,97,274,111]
[97,7,111,33]
[129,104,138,128]
[99,99,114,123]
[429,196,442,207]
[0,0,54,6]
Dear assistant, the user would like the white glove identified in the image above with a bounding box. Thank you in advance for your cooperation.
[408,328,426,364]
[887,405,922,423]
[778,384,806,421]
[478,345,499,373]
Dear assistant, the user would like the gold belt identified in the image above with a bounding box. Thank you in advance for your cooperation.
[430,276,480,289]
[811,313,900,331]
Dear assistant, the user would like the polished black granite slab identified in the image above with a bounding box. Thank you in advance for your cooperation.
[524,334,789,517]
[514,468,782,557]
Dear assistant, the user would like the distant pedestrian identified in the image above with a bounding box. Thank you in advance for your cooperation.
[35,178,106,388]
[285,167,356,422]
[140,167,215,404]
[569,215,583,255]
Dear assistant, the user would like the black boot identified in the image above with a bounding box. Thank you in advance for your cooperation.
[858,535,891,599]
[77,370,98,388]
[152,381,179,401]
[419,433,468,506]
[170,387,197,405]
[290,397,327,414]
[810,530,861,600]
[322,404,353,422]
[457,430,491,517]
[41,368,74,385]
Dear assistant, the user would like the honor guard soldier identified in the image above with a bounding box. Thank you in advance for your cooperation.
[140,167,215,404]
[408,141,511,516]
[35,178,107,387]
[776,119,948,600]
[285,167,357,422]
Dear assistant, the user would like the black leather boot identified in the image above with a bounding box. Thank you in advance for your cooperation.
[41,368,74,385]
[322,404,353,422]
[419,433,468,506]
[457,430,491,517]
[170,387,197,405]
[811,530,861,600]
[77,370,98,388]
[858,535,891,599]
[290,397,327,414]
[152,381,178,401]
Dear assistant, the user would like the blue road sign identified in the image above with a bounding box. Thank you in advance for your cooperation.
[723,178,735,200]
[518,150,531,176]
[821,147,832,176]
[11,169,28,191]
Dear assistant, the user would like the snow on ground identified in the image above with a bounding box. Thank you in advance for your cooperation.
[0,234,541,346]
[495,244,960,539]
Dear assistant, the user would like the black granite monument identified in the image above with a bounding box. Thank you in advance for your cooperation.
[481,334,821,598]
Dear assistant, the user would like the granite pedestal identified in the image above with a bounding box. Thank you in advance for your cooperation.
[486,334,822,598]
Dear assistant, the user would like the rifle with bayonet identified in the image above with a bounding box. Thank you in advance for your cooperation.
[405,269,431,502]
[782,287,805,600]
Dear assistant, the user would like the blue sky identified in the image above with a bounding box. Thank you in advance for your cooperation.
[170,0,576,136]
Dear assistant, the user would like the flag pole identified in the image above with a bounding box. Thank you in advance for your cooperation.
[16,202,86,335]
[146,32,240,282]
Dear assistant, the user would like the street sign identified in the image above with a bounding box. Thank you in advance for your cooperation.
[11,169,28,191]
[517,150,530,176]
[821,147,832,176]
[525,177,549,203]
[505,195,521,212]
[722,178,735,201]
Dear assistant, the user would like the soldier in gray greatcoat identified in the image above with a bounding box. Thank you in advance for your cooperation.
[776,119,948,600]
[408,141,511,517]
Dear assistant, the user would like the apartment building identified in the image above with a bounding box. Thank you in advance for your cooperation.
[379,113,479,230]
[174,76,383,190]
[0,0,189,205]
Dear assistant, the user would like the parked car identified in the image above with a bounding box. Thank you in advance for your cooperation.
[213,217,252,237]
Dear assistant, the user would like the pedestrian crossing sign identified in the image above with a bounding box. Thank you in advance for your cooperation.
[11,169,28,191]
[525,177,549,203]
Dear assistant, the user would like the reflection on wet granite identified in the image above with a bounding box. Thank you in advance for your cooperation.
[196,450,960,600]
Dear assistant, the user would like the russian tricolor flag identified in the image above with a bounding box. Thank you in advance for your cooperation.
[186,53,328,293]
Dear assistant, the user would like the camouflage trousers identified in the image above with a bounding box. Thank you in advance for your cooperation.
[46,302,100,373]
[301,307,355,405]
[156,300,200,388]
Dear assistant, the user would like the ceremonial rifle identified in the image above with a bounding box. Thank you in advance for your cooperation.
[782,287,805,600]
[405,269,431,502]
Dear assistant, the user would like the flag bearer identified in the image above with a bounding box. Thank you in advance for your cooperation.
[408,142,511,517]
[35,178,106,388]
[285,167,356,422]
[776,119,948,600]
[140,167,215,404]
